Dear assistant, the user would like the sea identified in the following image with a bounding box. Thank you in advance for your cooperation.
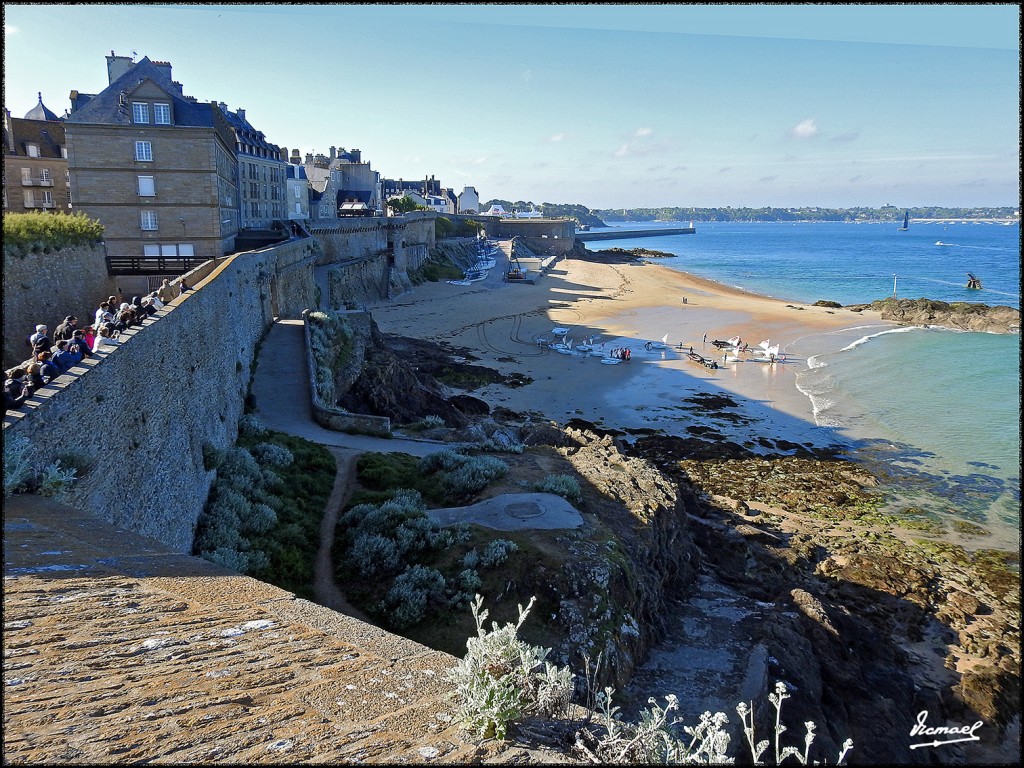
[592,220,1021,549]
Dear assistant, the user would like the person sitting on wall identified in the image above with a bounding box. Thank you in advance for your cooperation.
[94,302,113,330]
[178,279,191,295]
[78,326,97,352]
[4,367,30,411]
[147,291,165,311]
[137,296,158,319]
[68,329,92,359]
[36,351,60,383]
[51,340,79,374]
[27,324,49,352]
[53,316,78,342]
[157,279,175,304]
[25,362,47,391]
[93,325,123,352]
[112,303,137,333]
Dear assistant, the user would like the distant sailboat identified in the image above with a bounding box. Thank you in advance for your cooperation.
[898,211,909,231]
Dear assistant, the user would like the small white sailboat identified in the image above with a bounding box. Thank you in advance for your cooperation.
[645,333,670,351]
[551,327,569,336]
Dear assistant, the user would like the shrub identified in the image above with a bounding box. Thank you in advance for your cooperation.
[382,564,448,629]
[3,211,104,257]
[533,474,583,505]
[237,413,268,439]
[479,539,518,568]
[250,442,294,467]
[36,460,77,498]
[418,451,508,501]
[350,533,402,577]
[3,434,33,497]
[448,595,574,740]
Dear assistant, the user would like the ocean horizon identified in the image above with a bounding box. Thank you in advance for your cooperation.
[590,220,1021,549]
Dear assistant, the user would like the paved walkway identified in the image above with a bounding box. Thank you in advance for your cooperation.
[4,496,568,764]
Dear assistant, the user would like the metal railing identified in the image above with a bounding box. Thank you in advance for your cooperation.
[105,256,205,275]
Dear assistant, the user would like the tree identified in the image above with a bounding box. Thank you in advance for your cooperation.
[387,195,425,215]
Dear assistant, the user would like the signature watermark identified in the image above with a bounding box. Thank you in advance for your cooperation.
[909,710,984,749]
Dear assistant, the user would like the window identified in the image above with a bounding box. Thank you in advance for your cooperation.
[294,186,301,199]
[178,243,195,258]
[138,175,156,196]
[61,146,68,159]
[21,168,31,184]
[23,190,34,207]
[42,190,54,206]
[295,202,301,214]
[26,144,39,157]
[40,169,51,183]
[143,244,160,258]
[132,102,150,123]
[135,141,152,161]
[161,244,177,257]
[153,103,171,124]
[141,210,159,230]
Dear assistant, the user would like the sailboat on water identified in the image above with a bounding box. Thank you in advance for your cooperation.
[898,211,909,231]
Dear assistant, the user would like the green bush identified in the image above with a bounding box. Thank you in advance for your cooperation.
[3,211,104,257]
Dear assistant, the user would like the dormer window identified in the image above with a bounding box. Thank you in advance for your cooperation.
[154,103,171,125]
[132,102,150,123]
[26,144,39,158]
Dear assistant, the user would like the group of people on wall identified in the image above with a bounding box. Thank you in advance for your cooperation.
[4,278,190,412]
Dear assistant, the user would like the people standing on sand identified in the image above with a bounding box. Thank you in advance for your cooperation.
[703,333,707,343]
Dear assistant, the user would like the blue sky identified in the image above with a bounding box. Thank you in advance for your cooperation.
[3,4,1019,209]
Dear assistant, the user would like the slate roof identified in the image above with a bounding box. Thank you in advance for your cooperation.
[5,117,66,158]
[222,108,282,156]
[66,56,214,128]
[337,189,371,203]
[24,93,60,121]
[286,164,307,181]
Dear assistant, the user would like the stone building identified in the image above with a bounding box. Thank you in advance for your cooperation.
[2,95,72,214]
[222,106,287,229]
[457,185,480,215]
[284,152,310,221]
[64,52,239,272]
[303,147,382,220]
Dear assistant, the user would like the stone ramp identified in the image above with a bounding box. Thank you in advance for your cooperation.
[3,495,572,764]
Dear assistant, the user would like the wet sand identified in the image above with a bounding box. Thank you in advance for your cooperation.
[369,243,891,450]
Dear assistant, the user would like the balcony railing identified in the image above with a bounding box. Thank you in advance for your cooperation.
[105,255,205,276]
[20,178,54,186]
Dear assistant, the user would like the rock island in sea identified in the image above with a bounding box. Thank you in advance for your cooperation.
[356,237,1020,764]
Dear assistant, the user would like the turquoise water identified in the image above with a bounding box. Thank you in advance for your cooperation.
[594,221,1021,543]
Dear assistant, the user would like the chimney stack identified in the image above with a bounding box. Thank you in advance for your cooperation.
[329,146,336,161]
[105,51,135,85]
[237,108,245,120]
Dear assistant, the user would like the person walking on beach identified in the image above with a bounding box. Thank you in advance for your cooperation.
[703,333,707,343]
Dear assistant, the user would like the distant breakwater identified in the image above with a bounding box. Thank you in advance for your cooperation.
[576,226,695,241]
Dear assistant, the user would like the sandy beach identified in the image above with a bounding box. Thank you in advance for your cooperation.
[369,242,892,451]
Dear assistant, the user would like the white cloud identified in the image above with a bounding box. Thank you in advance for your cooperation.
[470,155,489,165]
[791,118,818,138]
[4,24,19,35]
[548,132,567,143]
[634,127,653,137]
[614,143,631,157]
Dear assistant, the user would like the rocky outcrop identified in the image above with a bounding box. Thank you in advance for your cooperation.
[860,298,1020,334]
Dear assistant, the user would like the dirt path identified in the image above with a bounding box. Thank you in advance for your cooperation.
[312,447,372,622]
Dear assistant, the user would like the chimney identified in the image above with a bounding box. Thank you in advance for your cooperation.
[151,60,173,81]
[350,148,361,162]
[105,51,135,85]
[291,148,301,165]
[305,153,313,164]
[237,108,245,121]
[329,146,336,161]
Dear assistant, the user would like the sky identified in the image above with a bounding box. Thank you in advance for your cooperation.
[3,3,1020,210]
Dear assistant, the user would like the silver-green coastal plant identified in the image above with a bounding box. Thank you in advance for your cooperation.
[532,473,583,505]
[737,682,854,766]
[451,595,853,765]
[3,433,77,498]
[307,309,353,406]
[448,594,575,740]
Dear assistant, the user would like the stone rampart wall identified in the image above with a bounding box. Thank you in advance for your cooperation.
[3,244,120,369]
[302,309,391,436]
[2,238,317,552]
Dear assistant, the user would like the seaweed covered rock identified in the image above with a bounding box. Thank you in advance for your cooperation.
[870,297,1020,333]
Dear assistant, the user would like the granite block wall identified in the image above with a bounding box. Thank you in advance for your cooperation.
[3,238,316,552]
[3,243,121,369]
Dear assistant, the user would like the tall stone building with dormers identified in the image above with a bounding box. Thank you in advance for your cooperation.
[64,52,239,272]
[2,94,72,214]
[222,106,287,229]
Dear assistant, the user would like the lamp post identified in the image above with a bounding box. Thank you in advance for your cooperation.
[893,274,898,299]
